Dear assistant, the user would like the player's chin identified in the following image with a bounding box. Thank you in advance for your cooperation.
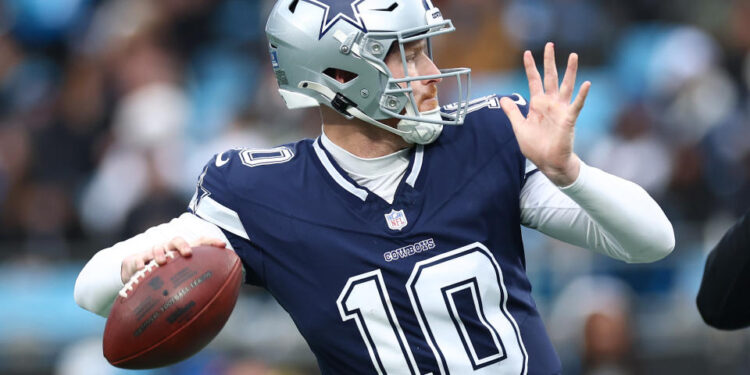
[419,98,440,112]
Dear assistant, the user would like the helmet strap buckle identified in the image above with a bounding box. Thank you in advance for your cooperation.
[331,93,357,119]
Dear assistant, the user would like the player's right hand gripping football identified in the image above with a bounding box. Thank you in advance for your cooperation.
[120,237,226,284]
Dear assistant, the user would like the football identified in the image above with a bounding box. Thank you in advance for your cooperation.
[103,246,243,369]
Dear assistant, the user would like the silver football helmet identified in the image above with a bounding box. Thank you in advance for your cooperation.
[265,0,471,144]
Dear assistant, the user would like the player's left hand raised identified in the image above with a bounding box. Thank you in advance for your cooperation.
[500,42,591,187]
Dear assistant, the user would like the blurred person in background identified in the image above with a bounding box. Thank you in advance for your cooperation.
[582,311,633,375]
[588,103,671,200]
[74,1,674,374]
[548,276,637,375]
[431,0,518,72]
[78,31,188,236]
[697,208,750,330]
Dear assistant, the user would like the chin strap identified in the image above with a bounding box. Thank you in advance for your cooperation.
[397,103,443,145]
[299,81,443,145]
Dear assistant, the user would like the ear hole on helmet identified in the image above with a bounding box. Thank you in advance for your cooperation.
[289,0,299,13]
[324,68,359,84]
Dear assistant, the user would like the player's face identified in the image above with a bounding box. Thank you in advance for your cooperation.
[385,40,442,112]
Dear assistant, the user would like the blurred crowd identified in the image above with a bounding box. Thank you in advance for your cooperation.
[1,0,750,374]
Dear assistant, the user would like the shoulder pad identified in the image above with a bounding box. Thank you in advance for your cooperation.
[214,146,296,169]
[441,93,527,117]
[187,144,298,239]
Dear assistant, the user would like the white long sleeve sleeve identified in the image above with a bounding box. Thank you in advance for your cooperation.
[73,212,231,317]
[520,161,675,263]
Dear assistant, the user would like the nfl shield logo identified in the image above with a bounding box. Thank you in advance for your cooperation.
[385,209,408,231]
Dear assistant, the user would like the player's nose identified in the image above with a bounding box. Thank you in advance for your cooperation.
[420,56,442,85]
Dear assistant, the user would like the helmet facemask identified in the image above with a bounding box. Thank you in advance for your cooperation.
[364,18,471,123]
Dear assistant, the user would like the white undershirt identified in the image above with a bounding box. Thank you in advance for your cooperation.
[74,136,675,317]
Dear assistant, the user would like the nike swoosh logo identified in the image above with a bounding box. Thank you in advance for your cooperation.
[512,93,527,106]
[215,152,230,167]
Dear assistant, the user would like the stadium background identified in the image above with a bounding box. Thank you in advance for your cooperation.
[1,0,749,374]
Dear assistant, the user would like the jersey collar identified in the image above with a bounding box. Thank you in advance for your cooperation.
[312,137,425,202]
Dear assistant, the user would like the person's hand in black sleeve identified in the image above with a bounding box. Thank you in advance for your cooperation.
[697,209,750,330]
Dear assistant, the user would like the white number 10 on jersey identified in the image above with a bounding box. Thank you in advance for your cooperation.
[337,243,528,375]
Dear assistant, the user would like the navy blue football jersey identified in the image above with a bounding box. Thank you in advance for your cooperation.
[188,94,561,374]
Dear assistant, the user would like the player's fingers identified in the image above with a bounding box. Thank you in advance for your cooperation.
[524,50,543,97]
[570,81,591,119]
[141,247,156,264]
[121,260,133,284]
[191,236,227,249]
[543,42,558,95]
[198,236,227,249]
[135,257,146,272]
[500,97,526,131]
[153,245,168,265]
[559,53,578,102]
[169,237,192,257]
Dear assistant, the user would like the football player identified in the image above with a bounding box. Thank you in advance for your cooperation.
[75,1,675,373]
[697,209,750,330]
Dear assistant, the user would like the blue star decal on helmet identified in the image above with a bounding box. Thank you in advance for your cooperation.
[302,0,368,39]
